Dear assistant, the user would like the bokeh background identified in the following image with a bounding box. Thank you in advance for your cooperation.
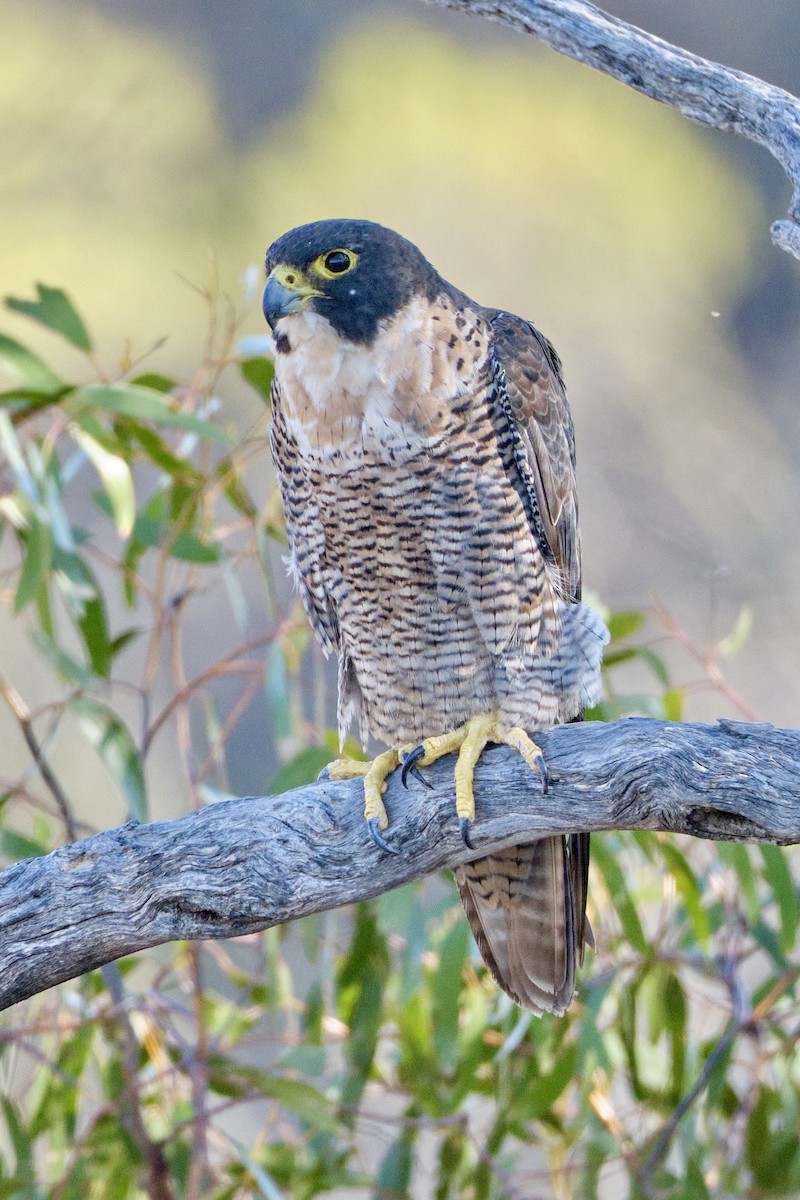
[3,5,800,1195]
[2,0,800,796]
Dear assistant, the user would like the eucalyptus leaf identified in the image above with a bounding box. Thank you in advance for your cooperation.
[70,383,232,445]
[72,698,147,821]
[0,333,65,394]
[72,427,135,537]
[240,355,274,403]
[267,746,333,794]
[606,610,644,641]
[14,518,52,613]
[5,284,93,351]
[374,1136,413,1198]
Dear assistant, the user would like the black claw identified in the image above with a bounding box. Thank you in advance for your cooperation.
[367,818,399,855]
[400,744,428,789]
[459,817,475,851]
[399,763,430,789]
[537,755,549,794]
[411,764,433,789]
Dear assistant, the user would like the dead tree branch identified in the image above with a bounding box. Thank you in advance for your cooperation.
[2,717,799,1011]
[425,0,800,259]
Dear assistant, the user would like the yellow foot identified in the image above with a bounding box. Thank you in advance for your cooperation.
[400,713,547,849]
[326,750,404,854]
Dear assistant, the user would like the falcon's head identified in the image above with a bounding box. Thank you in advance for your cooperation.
[263,219,441,347]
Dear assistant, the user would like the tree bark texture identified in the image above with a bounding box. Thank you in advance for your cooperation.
[1,718,799,1012]
[425,0,800,259]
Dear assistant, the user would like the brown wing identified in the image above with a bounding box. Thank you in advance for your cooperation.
[454,310,592,1014]
[487,310,581,601]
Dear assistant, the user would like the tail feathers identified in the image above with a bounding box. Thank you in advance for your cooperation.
[455,834,590,1015]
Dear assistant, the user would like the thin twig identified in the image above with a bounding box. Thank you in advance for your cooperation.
[639,954,748,1185]
[185,944,213,1200]
[192,670,263,787]
[142,625,298,755]
[0,675,78,842]
[652,602,761,722]
[101,964,176,1200]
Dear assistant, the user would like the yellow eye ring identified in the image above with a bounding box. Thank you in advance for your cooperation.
[314,248,357,279]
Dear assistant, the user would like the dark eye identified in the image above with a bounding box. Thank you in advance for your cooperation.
[323,250,352,274]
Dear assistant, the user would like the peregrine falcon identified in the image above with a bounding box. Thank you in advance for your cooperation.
[262,219,608,1014]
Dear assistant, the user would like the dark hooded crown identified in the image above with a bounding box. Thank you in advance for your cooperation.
[264,219,442,344]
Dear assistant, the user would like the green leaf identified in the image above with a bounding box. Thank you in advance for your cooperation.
[719,843,759,924]
[31,631,98,687]
[0,407,39,498]
[751,919,790,970]
[108,628,139,660]
[717,605,753,658]
[72,698,147,821]
[374,1136,413,1198]
[240,356,274,403]
[0,333,65,393]
[14,518,52,613]
[703,1033,736,1114]
[6,284,93,350]
[636,646,671,688]
[217,458,258,519]
[72,427,135,537]
[683,1154,712,1199]
[259,1077,341,1133]
[591,837,648,953]
[122,421,201,478]
[601,647,638,669]
[432,919,469,1073]
[170,531,220,563]
[746,1087,800,1193]
[129,372,176,393]
[70,383,232,445]
[657,840,710,947]
[52,548,112,676]
[760,845,798,953]
[227,1141,286,1200]
[661,687,684,721]
[338,903,390,1111]
[0,828,48,860]
[277,1044,326,1077]
[606,611,644,641]
[266,747,333,794]
[1,1096,34,1175]
[525,1043,578,1117]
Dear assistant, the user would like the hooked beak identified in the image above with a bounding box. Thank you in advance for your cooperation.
[262,266,322,329]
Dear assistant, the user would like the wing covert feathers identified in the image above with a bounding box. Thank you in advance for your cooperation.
[486,311,581,600]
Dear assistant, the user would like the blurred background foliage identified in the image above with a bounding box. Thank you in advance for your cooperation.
[2,1,800,1197]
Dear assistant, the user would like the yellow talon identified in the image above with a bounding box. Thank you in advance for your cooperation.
[326,757,371,780]
[363,748,402,830]
[326,712,546,856]
[499,725,548,785]
[404,711,547,841]
[326,748,402,850]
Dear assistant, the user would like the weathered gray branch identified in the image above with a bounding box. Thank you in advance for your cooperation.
[2,717,799,1011]
[425,0,800,259]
